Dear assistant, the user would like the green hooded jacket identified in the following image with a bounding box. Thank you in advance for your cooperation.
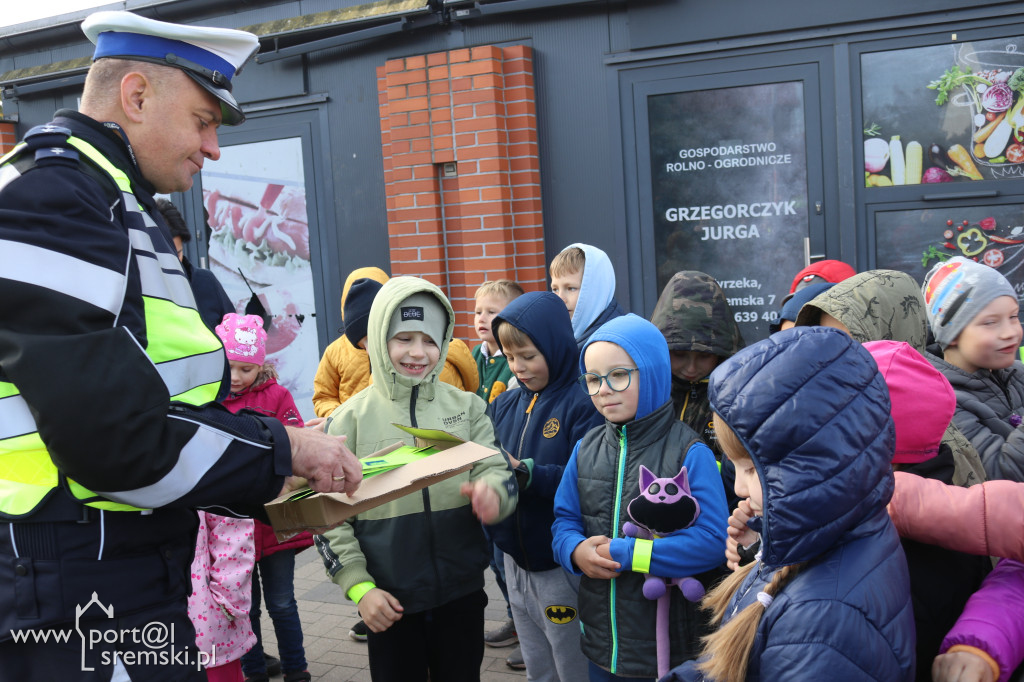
[317,276,517,614]
[796,269,986,488]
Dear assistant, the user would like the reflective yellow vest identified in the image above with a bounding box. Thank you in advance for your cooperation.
[0,134,225,517]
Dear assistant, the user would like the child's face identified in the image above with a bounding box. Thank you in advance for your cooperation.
[729,454,763,514]
[474,294,511,347]
[669,350,720,383]
[229,360,260,393]
[551,269,583,319]
[945,295,1023,374]
[584,341,639,424]
[388,331,440,379]
[504,339,550,393]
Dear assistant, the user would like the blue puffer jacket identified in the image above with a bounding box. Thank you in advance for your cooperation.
[488,292,604,570]
[664,326,916,681]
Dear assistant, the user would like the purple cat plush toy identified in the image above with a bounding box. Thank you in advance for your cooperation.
[622,465,705,678]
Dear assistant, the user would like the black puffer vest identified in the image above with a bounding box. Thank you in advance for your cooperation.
[575,400,717,676]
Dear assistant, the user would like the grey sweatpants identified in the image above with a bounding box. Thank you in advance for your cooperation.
[505,555,590,682]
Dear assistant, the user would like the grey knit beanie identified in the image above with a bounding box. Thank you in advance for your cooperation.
[922,256,1017,349]
[387,291,449,346]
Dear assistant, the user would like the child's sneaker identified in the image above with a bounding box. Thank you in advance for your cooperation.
[505,645,525,670]
[484,618,517,647]
[283,672,312,682]
[264,654,282,677]
[349,619,369,642]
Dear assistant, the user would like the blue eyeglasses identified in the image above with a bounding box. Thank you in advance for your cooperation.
[578,367,639,396]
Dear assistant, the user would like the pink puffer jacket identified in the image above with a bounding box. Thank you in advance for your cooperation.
[888,471,1024,560]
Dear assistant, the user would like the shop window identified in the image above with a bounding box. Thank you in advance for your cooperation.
[874,203,1024,295]
[860,36,1024,188]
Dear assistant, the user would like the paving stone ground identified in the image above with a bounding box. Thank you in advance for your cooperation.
[254,548,526,681]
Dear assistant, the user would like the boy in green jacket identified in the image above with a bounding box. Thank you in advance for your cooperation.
[317,276,517,681]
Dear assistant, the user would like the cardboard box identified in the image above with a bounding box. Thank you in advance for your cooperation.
[264,424,498,540]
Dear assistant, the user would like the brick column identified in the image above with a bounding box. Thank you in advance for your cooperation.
[0,121,17,155]
[378,45,546,340]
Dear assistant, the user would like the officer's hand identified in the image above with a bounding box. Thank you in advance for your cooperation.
[285,426,361,495]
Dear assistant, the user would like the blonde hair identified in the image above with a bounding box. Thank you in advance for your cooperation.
[497,321,533,350]
[713,413,748,461]
[701,413,806,681]
[81,58,174,114]
[550,247,585,279]
[251,362,279,390]
[475,279,524,302]
[697,561,806,682]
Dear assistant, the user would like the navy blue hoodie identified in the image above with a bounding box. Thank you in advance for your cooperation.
[488,291,604,571]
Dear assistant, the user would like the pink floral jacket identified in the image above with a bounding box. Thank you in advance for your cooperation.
[187,511,257,664]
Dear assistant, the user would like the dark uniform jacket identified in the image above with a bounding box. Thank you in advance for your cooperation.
[0,111,291,638]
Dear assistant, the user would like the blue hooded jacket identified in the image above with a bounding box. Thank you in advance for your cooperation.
[552,314,728,676]
[487,292,604,570]
[666,326,915,681]
[563,243,627,349]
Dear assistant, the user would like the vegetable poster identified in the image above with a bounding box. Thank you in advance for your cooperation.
[648,81,810,342]
[862,38,1024,299]
[861,38,1024,186]
[201,137,320,421]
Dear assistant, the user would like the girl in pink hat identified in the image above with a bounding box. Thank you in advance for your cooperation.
[213,313,313,682]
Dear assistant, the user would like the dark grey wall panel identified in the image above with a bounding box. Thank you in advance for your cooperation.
[628,0,1022,50]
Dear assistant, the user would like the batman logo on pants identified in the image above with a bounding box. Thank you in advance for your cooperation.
[544,605,578,624]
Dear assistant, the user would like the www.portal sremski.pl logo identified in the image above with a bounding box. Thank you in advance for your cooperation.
[9,592,213,672]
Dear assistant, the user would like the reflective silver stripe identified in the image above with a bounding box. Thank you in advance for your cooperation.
[126,228,196,307]
[0,393,36,440]
[121,191,140,212]
[94,420,235,507]
[137,256,195,306]
[0,239,126,315]
[155,349,226,398]
[0,163,22,192]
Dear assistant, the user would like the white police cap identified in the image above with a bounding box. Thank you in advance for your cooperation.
[82,11,259,126]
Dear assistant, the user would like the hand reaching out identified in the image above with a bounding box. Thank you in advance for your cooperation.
[460,480,499,524]
[932,651,995,682]
[285,426,361,496]
[573,535,621,579]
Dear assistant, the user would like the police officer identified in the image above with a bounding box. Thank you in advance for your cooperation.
[0,11,360,679]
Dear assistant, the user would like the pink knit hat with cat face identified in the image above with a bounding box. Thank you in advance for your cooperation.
[863,340,954,464]
[216,313,267,365]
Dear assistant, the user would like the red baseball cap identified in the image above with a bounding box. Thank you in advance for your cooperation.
[788,260,856,295]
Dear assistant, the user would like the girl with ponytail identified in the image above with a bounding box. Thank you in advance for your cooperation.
[662,327,916,682]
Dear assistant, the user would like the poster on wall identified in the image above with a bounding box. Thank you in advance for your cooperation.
[875,204,1024,301]
[649,81,810,342]
[861,37,1024,187]
[201,137,320,421]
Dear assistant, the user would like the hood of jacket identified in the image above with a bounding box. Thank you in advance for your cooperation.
[340,266,389,320]
[580,313,671,421]
[863,340,954,464]
[709,326,896,568]
[492,291,578,393]
[795,270,928,352]
[366,276,453,401]
[650,270,745,357]
[567,243,618,340]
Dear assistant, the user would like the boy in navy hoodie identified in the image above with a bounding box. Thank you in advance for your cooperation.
[488,292,605,681]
